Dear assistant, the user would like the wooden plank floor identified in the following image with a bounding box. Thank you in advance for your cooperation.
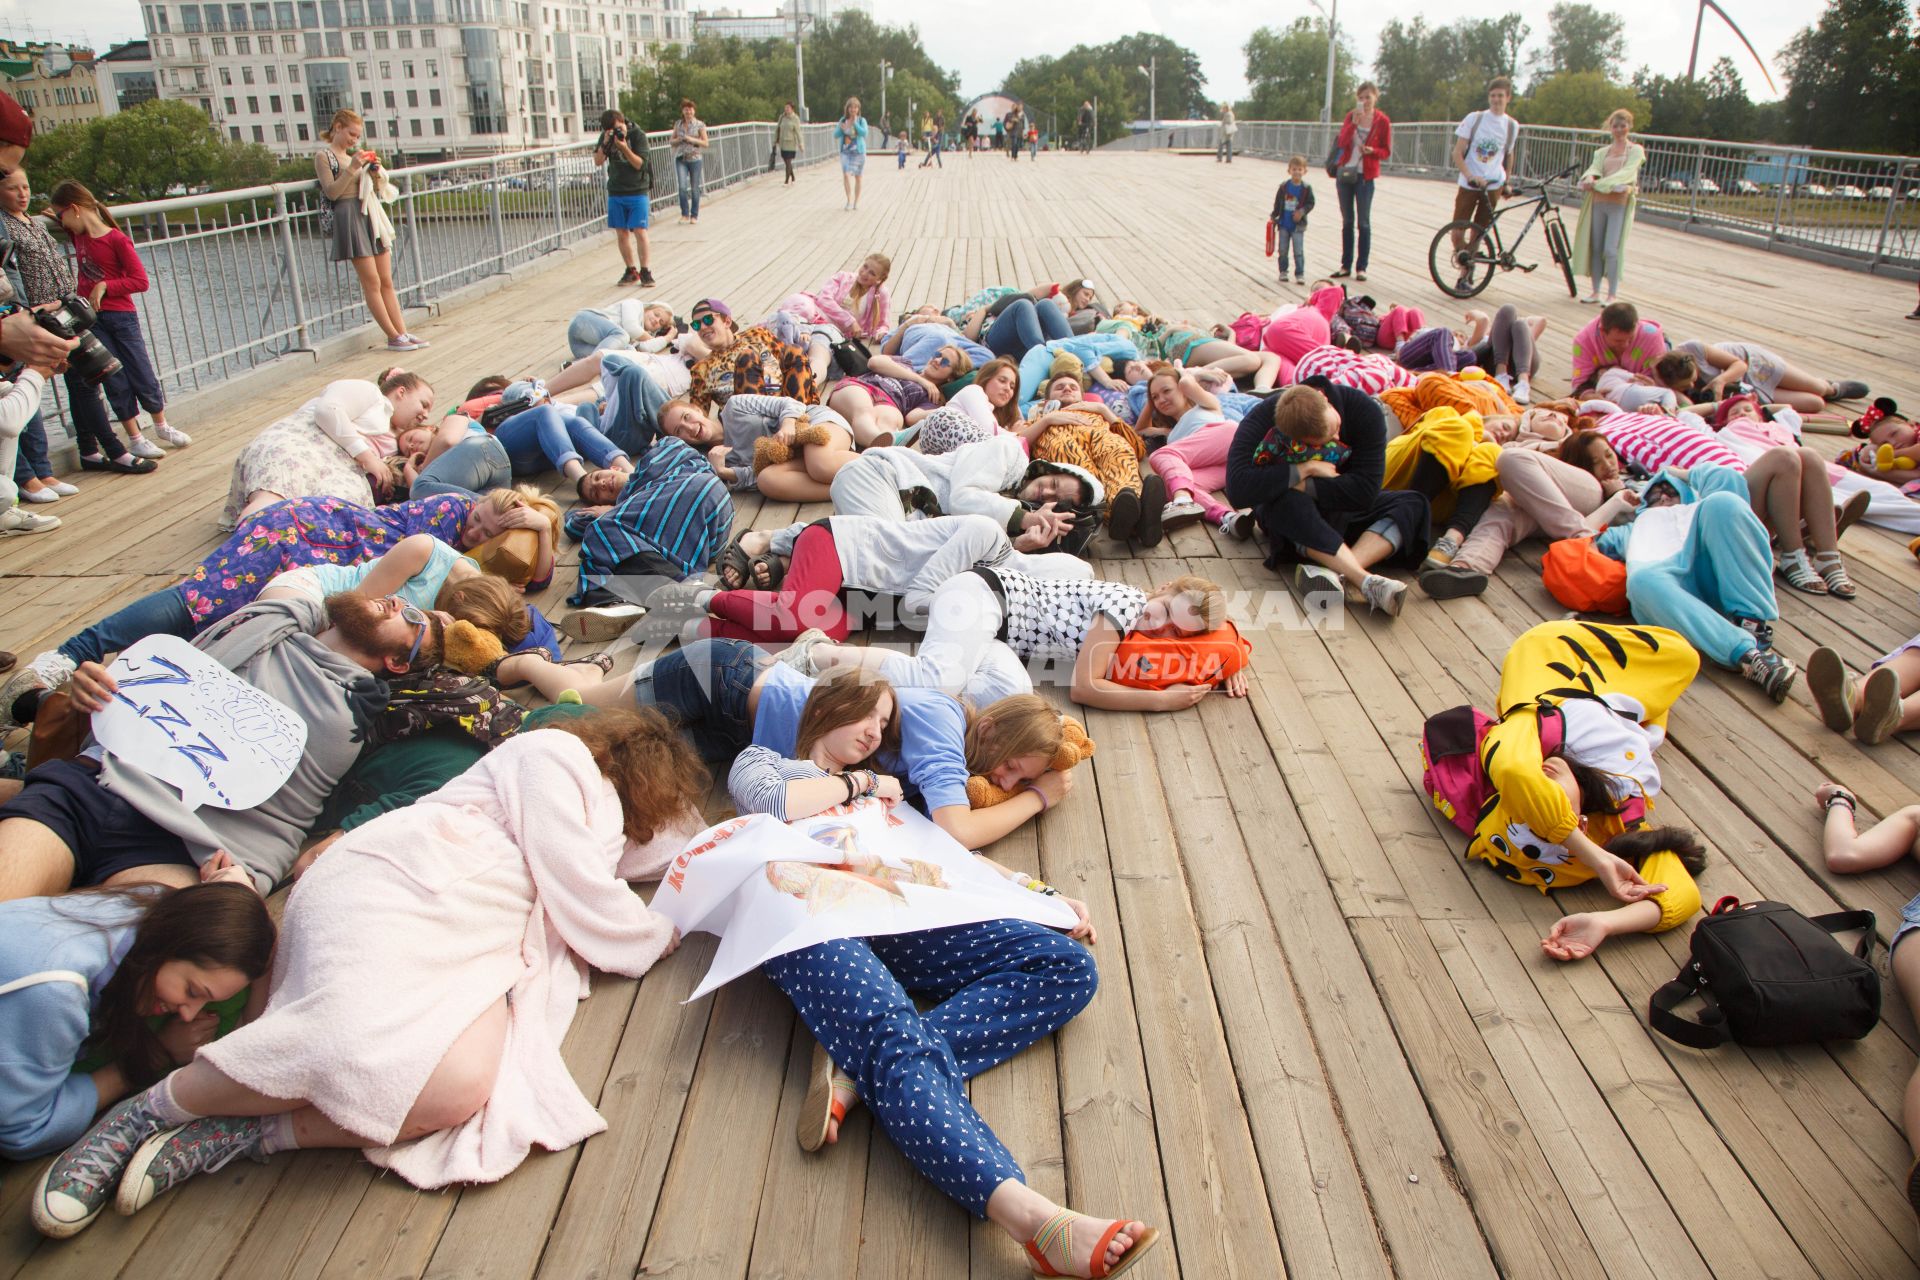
[4,151,1920,1279]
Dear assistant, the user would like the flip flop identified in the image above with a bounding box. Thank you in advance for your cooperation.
[1024,1211,1162,1278]
[798,1039,862,1153]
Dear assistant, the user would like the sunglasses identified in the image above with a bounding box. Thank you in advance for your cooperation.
[396,600,432,668]
[691,313,721,330]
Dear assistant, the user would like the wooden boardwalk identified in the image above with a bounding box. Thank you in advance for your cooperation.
[4,150,1920,1279]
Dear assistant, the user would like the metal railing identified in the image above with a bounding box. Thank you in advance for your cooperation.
[1182,120,1919,273]
[34,120,836,440]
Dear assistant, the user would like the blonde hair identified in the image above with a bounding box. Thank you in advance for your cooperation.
[1272,384,1333,442]
[327,108,363,138]
[847,253,893,330]
[478,485,562,542]
[964,694,1063,775]
[1150,575,1227,632]
[939,346,974,381]
[1606,108,1634,130]
[436,572,532,647]
[794,669,902,766]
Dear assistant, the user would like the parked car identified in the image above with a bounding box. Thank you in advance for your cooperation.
[1868,185,1896,199]
[1799,183,1832,197]
[1660,178,1689,193]
[1732,179,1762,196]
[1833,184,1867,200]
[1690,177,1721,194]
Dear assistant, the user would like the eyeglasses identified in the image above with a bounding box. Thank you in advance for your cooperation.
[396,600,432,668]
[691,313,720,330]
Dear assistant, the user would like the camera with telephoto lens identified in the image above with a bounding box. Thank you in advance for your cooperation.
[0,269,123,384]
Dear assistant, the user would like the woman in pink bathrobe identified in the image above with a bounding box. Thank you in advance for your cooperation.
[1220,285,1345,384]
[31,712,709,1240]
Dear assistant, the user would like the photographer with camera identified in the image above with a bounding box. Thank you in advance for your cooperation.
[593,109,655,289]
[0,166,155,481]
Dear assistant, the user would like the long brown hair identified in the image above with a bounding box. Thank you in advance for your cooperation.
[1137,364,1185,436]
[794,669,901,766]
[437,572,532,646]
[75,883,275,1088]
[963,694,1063,774]
[543,708,709,843]
[973,357,1022,427]
[48,179,119,233]
[1557,430,1614,475]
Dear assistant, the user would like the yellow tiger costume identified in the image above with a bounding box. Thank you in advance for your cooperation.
[1470,620,1704,931]
[1381,404,1503,526]
[1032,410,1143,519]
[1380,370,1520,429]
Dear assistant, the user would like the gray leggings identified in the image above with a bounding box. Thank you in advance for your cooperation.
[1586,201,1629,294]
[1471,303,1538,378]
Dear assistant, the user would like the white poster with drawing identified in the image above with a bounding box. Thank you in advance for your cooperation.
[649,798,1078,1001]
[91,634,308,811]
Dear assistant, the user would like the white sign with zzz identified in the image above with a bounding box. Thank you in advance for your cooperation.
[92,634,308,810]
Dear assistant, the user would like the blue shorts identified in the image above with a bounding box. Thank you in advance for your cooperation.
[0,758,194,888]
[1894,891,1920,957]
[608,194,650,230]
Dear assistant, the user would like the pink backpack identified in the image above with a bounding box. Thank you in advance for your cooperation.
[1421,701,1648,836]
[1228,312,1266,351]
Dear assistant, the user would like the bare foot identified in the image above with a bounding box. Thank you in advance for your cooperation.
[1540,913,1610,962]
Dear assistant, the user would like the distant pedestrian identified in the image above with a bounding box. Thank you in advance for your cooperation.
[776,102,804,186]
[836,97,869,210]
[1217,105,1236,163]
[670,98,709,224]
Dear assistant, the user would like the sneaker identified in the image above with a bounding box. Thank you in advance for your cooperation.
[0,651,73,731]
[116,1117,269,1217]
[772,628,832,677]
[1493,372,1512,393]
[639,268,657,288]
[1355,271,1367,282]
[127,436,166,461]
[1512,375,1532,405]
[560,603,645,642]
[47,480,79,496]
[1294,274,1306,285]
[618,267,641,286]
[1806,646,1856,733]
[400,333,430,349]
[1455,270,1474,294]
[1418,563,1487,600]
[1104,487,1141,545]
[1360,574,1407,618]
[1134,474,1169,547]
[1219,509,1255,541]
[644,578,718,615]
[1739,647,1796,703]
[0,506,61,536]
[1737,617,1775,653]
[31,1092,172,1238]
[1855,664,1903,744]
[386,335,422,351]
[1160,497,1207,529]
[1421,536,1460,570]
[1294,564,1342,598]
[153,422,192,447]
[1829,379,1869,402]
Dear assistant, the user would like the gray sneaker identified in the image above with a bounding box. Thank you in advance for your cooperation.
[32,1091,172,1238]
[772,627,832,677]
[1739,647,1796,703]
[1294,564,1342,598]
[1360,574,1407,618]
[117,1116,269,1217]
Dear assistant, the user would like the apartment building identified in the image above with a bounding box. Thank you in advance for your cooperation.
[144,0,690,160]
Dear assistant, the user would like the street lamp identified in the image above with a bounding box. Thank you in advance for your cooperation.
[1135,57,1155,149]
[1306,0,1339,124]
[879,59,892,137]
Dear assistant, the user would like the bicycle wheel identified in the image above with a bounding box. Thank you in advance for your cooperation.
[1429,221,1496,298]
[1544,218,1578,298]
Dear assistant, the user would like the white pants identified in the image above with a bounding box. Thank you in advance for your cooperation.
[870,572,1011,697]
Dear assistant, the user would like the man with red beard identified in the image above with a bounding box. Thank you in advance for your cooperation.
[0,592,445,903]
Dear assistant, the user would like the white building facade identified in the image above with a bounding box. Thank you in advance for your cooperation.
[143,0,691,160]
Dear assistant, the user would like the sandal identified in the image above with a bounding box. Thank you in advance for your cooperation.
[567,652,616,675]
[1812,550,1856,600]
[1776,548,1827,594]
[1835,488,1871,540]
[714,533,756,590]
[1024,1211,1162,1278]
[798,1039,862,1153]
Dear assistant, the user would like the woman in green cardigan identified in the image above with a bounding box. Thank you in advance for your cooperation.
[1572,109,1646,305]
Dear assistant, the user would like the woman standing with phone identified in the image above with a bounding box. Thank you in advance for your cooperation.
[1328,83,1391,283]
[316,109,423,352]
[835,97,868,211]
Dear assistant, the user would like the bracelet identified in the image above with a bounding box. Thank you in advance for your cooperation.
[841,772,858,804]
[1823,788,1857,814]
[1024,780,1049,812]
[861,771,878,797]
[1025,877,1060,897]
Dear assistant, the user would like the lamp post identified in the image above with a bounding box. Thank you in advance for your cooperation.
[879,59,891,137]
[790,0,810,121]
[1135,57,1155,148]
[1306,0,1338,124]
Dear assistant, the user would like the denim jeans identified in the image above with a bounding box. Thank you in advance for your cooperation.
[1337,178,1375,272]
[63,370,130,459]
[412,434,511,499]
[566,309,627,361]
[634,637,768,762]
[983,298,1071,359]
[493,404,627,475]
[92,310,166,420]
[60,586,198,665]
[675,156,703,218]
[1278,226,1306,278]
[597,351,672,459]
[11,409,52,483]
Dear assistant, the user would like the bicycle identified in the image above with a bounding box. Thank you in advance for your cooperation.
[1427,163,1581,299]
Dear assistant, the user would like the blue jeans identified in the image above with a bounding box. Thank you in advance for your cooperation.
[983,297,1070,359]
[597,351,672,458]
[1338,177,1375,272]
[12,409,52,482]
[93,310,165,420]
[60,586,198,665]
[1277,225,1306,278]
[633,637,768,762]
[492,404,627,475]
[566,309,627,361]
[675,155,703,219]
[412,434,511,499]
[762,919,1098,1216]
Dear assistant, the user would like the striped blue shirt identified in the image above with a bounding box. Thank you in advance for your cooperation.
[567,437,732,604]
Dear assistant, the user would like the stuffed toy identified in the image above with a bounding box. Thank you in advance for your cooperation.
[753,413,834,471]
[441,619,506,677]
[967,717,1096,808]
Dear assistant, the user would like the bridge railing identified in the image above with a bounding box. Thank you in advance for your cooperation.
[30,120,837,440]
[1184,119,1919,274]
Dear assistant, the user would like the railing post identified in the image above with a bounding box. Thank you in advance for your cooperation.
[488,159,508,270]
[1690,142,1704,220]
[549,155,564,247]
[270,187,312,351]
[1770,162,1789,244]
[404,171,426,301]
[1874,160,1907,267]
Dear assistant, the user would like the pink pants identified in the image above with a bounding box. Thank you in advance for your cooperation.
[1149,420,1236,523]
[1374,306,1424,350]
[1260,310,1331,382]
[1452,450,1607,574]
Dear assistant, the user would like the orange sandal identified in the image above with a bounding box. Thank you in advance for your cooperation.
[797,1040,861,1153]
[1024,1210,1161,1278]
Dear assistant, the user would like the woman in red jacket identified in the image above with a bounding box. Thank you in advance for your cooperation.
[1328,83,1392,283]
[48,181,190,454]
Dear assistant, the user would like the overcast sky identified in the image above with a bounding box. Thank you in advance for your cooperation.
[14,0,1817,104]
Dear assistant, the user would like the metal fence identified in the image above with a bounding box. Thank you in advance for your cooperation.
[1131,120,1919,273]
[34,120,836,440]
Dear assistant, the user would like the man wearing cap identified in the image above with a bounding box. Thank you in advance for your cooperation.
[0,90,79,376]
[683,298,817,413]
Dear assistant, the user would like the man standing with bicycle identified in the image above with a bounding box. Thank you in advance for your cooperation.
[1450,78,1518,292]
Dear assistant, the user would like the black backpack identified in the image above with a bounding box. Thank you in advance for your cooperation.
[1649,896,1879,1049]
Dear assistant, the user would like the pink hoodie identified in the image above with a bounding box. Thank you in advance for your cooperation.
[1259,286,1343,381]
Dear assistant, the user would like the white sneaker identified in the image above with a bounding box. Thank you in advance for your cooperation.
[127,437,166,461]
[400,333,431,349]
[47,480,79,496]
[22,486,59,504]
[386,335,422,352]
[1360,574,1407,618]
[153,422,193,446]
[1512,375,1532,405]
[561,603,645,642]
[1294,564,1342,597]
[0,506,60,536]
[1160,497,1206,528]
[1494,372,1512,393]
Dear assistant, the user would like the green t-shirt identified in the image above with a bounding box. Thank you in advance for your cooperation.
[604,137,652,196]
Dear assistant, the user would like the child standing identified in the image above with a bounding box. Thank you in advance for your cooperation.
[1272,156,1315,285]
[48,181,190,454]
[896,130,908,170]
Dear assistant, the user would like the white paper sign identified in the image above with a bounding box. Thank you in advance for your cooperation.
[91,634,308,811]
[649,798,1078,1001]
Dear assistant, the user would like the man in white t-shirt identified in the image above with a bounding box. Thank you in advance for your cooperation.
[1449,77,1519,280]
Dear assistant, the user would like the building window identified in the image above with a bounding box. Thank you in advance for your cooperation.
[270,93,281,110]
[351,31,365,48]
[429,87,440,105]
[321,0,341,24]
[182,3,203,30]
[405,88,417,107]
[298,0,317,26]
[364,118,376,135]
[326,31,343,54]
[234,35,249,53]
[416,0,434,18]
[392,0,410,20]
[293,93,304,109]
[212,35,227,52]
[421,28,433,46]
[253,124,264,140]
[281,34,297,52]
[157,4,171,29]
[461,25,506,132]
[275,122,288,140]
[433,116,444,134]
[360,90,371,107]
[383,90,395,107]
[230,124,241,138]
[220,66,233,83]
[229,2,248,27]
[426,58,437,74]
[252,0,269,25]
[265,64,277,82]
[189,36,202,55]
[345,0,364,18]
[409,117,421,135]
[374,30,388,47]
[396,29,412,47]
[304,32,322,54]
[369,0,386,19]
[225,95,237,111]
[378,60,390,76]
[206,3,225,28]
[402,60,413,77]
[355,60,367,76]
[246,93,259,110]
[274,0,294,24]
[289,64,300,81]
[306,61,352,132]
[297,122,310,139]
[242,65,255,83]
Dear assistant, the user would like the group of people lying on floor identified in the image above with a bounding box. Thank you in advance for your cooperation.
[0,255,1906,1276]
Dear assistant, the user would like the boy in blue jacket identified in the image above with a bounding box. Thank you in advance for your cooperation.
[1272,156,1316,285]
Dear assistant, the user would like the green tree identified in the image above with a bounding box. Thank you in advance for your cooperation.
[1778,0,1920,154]
[1372,15,1530,122]
[999,33,1208,142]
[216,141,281,188]
[1700,57,1755,140]
[1537,3,1626,81]
[19,119,99,193]
[19,100,225,202]
[1517,71,1650,129]
[1242,19,1357,121]
[1631,68,1709,137]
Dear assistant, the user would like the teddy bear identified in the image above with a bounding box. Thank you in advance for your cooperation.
[753,413,837,472]
[966,717,1097,808]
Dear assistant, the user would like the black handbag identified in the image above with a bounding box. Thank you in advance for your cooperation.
[829,335,872,378]
[1649,896,1879,1049]
[1324,111,1349,179]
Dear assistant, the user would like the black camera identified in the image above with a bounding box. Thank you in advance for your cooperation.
[0,271,123,384]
